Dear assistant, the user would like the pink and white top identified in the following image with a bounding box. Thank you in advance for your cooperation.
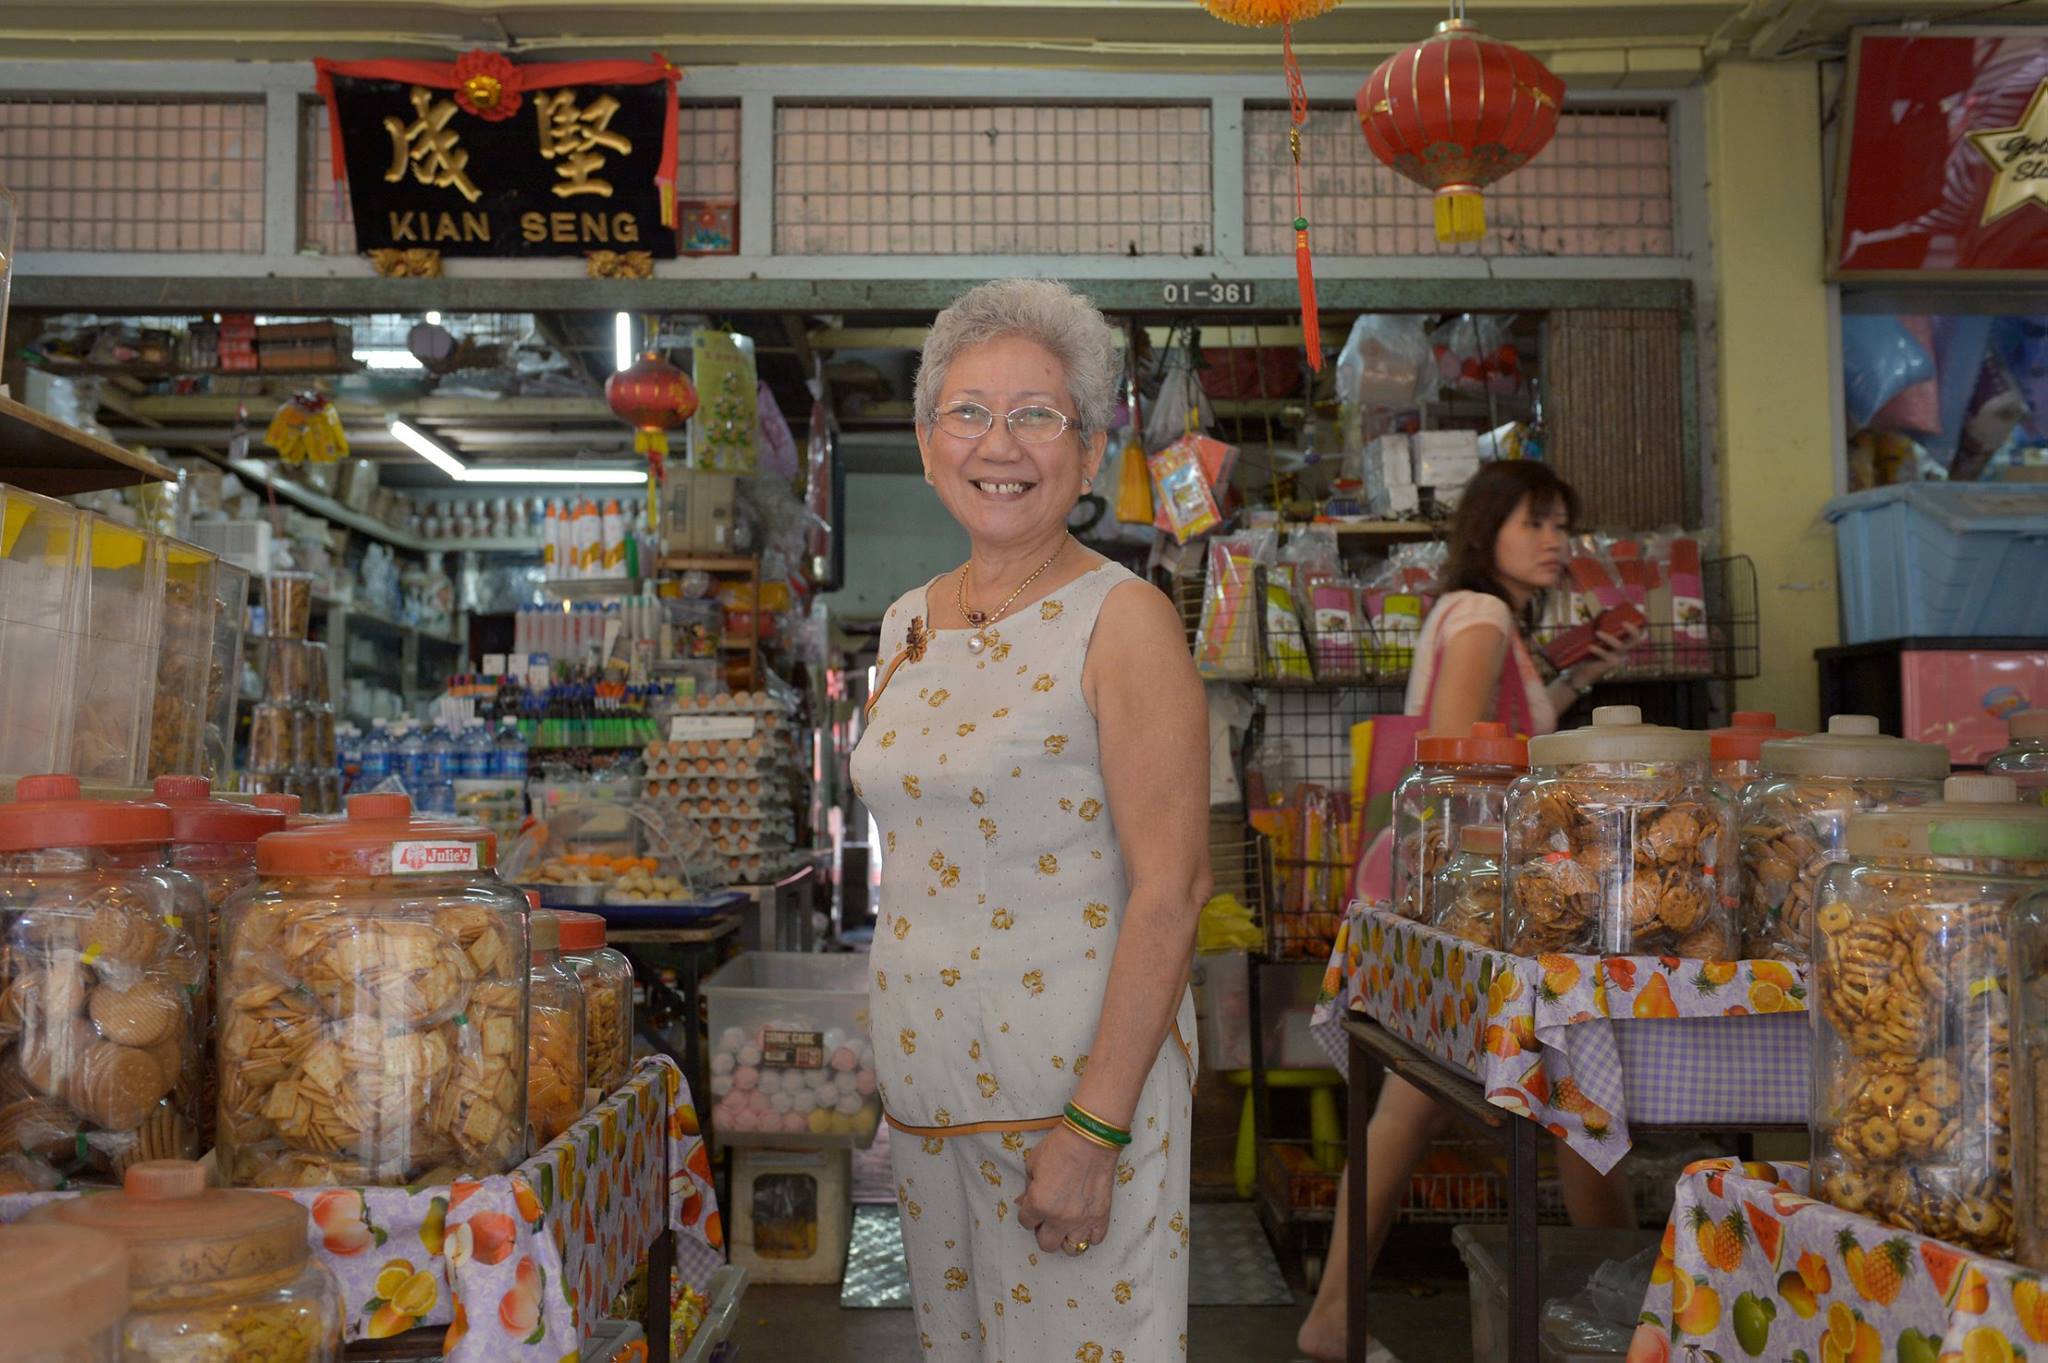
[1402,589,1558,737]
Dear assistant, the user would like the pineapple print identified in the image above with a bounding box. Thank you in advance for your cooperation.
[1037,854,1059,876]
[1535,953,1582,1003]
[1041,599,1064,621]
[1044,734,1069,755]
[1691,1205,1747,1271]
[976,1072,1000,1099]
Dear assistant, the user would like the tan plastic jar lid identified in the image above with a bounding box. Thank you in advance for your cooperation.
[1846,774,2048,859]
[2013,711,2048,742]
[0,1224,129,1353]
[533,909,561,952]
[1526,705,1708,767]
[25,1159,310,1309]
[1758,714,1951,781]
[1458,825,1504,855]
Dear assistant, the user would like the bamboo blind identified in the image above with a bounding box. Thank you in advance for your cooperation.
[1544,308,1688,528]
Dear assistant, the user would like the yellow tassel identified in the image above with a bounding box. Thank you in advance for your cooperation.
[1434,191,1486,244]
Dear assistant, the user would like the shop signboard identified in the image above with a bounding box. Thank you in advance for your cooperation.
[1835,29,2048,278]
[313,53,681,258]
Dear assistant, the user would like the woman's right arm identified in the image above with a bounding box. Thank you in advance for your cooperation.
[1425,624,1510,734]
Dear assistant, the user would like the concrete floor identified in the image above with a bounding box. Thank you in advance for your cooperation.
[726,1267,1473,1361]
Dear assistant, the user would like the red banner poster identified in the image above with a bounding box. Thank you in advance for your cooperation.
[1834,29,2048,277]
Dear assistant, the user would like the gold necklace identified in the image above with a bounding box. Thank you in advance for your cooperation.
[956,539,1067,655]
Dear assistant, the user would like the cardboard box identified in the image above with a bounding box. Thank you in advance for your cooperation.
[662,471,740,554]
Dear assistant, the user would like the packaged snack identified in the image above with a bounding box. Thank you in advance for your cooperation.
[557,910,636,1093]
[1195,533,1268,681]
[1148,435,1224,543]
[1738,716,1948,962]
[1811,775,2048,1256]
[1310,579,1366,682]
[1502,706,1736,958]
[1263,576,1313,683]
[1431,824,1503,948]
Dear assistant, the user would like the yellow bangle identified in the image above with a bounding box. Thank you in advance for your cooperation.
[1065,1099,1131,1140]
[1062,1116,1122,1151]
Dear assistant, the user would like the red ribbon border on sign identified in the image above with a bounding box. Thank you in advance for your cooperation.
[312,52,684,227]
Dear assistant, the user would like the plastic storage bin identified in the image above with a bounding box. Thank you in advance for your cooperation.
[27,1158,342,1362]
[702,952,879,1148]
[1453,1223,1661,1363]
[1824,483,2048,644]
[729,1147,851,1285]
[0,1223,130,1363]
[0,487,85,777]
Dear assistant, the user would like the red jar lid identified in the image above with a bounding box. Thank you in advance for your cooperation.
[255,792,496,875]
[151,776,287,847]
[251,794,302,816]
[1414,721,1528,769]
[0,774,173,853]
[1708,710,1807,764]
[554,909,609,951]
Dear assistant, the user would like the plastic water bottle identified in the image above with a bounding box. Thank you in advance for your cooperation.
[360,719,393,786]
[336,723,362,787]
[427,724,456,814]
[495,717,528,781]
[396,722,426,799]
[459,720,493,780]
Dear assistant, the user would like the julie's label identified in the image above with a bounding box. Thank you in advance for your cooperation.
[390,840,480,875]
[762,1027,825,1069]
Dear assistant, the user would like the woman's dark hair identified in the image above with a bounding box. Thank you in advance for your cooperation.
[1442,460,1581,626]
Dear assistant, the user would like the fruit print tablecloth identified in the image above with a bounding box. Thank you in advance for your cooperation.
[0,1056,723,1363]
[1631,1158,2048,1363]
[1309,906,1811,1173]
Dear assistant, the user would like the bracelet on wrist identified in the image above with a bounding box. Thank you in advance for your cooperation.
[1061,1115,1124,1151]
[1063,1101,1132,1147]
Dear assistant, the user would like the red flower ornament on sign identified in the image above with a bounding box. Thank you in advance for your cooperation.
[453,50,523,121]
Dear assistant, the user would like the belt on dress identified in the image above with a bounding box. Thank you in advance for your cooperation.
[883,1017,1196,1139]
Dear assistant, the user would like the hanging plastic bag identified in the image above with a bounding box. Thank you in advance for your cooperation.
[1841,314,1935,429]
[1114,430,1155,524]
[1145,346,1215,452]
[1337,314,1435,409]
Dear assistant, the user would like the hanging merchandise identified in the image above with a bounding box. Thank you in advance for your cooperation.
[263,393,348,464]
[1195,0,1338,371]
[690,330,760,473]
[606,348,699,489]
[1148,435,1225,543]
[1144,342,1216,452]
[1356,12,1566,244]
[1114,353,1155,525]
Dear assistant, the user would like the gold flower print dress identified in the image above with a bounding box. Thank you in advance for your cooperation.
[851,561,1197,1362]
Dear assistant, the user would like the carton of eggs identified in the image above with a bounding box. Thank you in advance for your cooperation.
[709,1021,882,1142]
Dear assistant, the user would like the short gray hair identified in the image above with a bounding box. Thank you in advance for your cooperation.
[913,278,1120,441]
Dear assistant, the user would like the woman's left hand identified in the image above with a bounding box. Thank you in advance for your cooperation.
[1574,619,1646,686]
[1016,1124,1117,1255]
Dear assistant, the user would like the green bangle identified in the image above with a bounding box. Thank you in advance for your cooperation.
[1063,1102,1132,1147]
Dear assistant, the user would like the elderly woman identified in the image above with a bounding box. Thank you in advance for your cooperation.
[850,278,1208,1361]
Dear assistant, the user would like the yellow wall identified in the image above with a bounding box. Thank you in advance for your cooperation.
[1706,61,1840,729]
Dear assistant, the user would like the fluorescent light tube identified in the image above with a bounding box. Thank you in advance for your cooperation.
[387,418,466,480]
[459,465,647,486]
[356,348,424,370]
[425,311,442,325]
[614,312,632,372]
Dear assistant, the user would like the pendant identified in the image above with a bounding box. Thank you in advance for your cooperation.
[966,632,988,655]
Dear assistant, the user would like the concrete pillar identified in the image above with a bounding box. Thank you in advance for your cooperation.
[1705,61,1839,728]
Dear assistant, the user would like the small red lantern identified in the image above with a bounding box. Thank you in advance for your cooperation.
[606,351,699,481]
[1356,20,1564,244]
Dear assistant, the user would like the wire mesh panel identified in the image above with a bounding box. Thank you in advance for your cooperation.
[298,98,741,255]
[1245,102,1674,258]
[0,96,265,252]
[774,102,1212,255]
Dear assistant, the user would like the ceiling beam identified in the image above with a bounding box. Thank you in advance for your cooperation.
[1746,0,1827,59]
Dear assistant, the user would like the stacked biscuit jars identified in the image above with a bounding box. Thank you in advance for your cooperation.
[215,792,529,1187]
[1810,775,2048,1256]
[0,1224,130,1363]
[1390,722,1527,921]
[1707,710,1805,791]
[0,776,207,1185]
[1430,825,1503,948]
[556,910,634,1093]
[1737,716,1949,963]
[527,910,587,1148]
[1503,706,1736,958]
[28,1158,342,1361]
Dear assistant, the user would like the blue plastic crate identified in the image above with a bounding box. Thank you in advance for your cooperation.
[1824,483,2048,643]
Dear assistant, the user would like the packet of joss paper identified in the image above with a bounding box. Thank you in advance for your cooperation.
[1148,436,1224,543]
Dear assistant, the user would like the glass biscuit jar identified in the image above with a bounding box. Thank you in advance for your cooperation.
[527,910,587,1149]
[1737,716,1949,964]
[1390,722,1527,922]
[1502,706,1736,958]
[0,776,208,1183]
[1430,824,1503,949]
[2018,882,2048,1268]
[1707,709,1805,791]
[0,1223,130,1363]
[1809,775,2048,1257]
[28,1158,342,1363]
[1988,710,2048,808]
[214,792,530,1187]
[556,910,635,1093]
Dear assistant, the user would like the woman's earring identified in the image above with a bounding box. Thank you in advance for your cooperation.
[924,473,935,485]
[1083,477,1094,492]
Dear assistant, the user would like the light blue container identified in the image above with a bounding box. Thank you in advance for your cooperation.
[1824,483,2048,643]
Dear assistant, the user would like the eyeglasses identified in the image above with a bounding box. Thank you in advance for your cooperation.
[934,402,1078,444]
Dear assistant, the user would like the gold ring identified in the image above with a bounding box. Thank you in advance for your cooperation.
[1063,1239,1090,1256]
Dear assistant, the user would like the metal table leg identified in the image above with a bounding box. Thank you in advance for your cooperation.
[644,1228,675,1363]
[1507,1113,1542,1363]
[1347,1027,1374,1363]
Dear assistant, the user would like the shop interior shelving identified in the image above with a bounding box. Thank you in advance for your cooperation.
[0,393,175,495]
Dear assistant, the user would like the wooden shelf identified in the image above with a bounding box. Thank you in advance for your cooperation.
[0,395,175,495]
[660,555,756,573]
[539,576,642,601]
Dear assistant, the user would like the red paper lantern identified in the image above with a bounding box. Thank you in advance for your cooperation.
[605,351,699,475]
[1356,20,1564,244]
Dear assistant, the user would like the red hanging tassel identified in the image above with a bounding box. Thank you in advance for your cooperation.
[1283,22,1323,373]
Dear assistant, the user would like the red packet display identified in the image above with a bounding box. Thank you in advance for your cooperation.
[1667,535,1708,672]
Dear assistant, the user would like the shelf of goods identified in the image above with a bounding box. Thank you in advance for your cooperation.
[0,395,175,496]
[222,456,541,557]
[642,691,805,890]
[659,554,764,691]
